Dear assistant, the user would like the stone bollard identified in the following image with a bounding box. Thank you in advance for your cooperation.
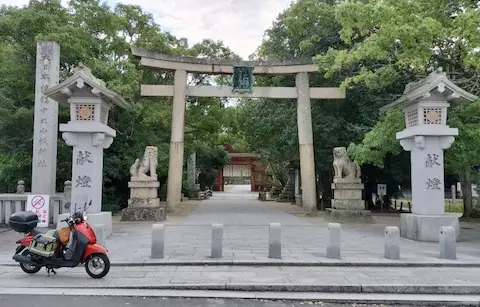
[326,223,341,259]
[384,226,400,259]
[16,180,25,194]
[62,181,72,214]
[151,224,165,259]
[269,223,281,259]
[211,224,223,258]
[439,226,456,260]
[92,224,106,247]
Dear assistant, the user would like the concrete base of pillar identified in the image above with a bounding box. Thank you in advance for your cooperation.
[121,207,165,222]
[400,213,460,242]
[324,208,373,223]
[295,194,302,206]
[57,211,113,237]
[303,205,317,217]
[331,199,365,210]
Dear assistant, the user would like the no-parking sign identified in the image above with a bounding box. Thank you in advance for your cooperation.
[26,194,50,227]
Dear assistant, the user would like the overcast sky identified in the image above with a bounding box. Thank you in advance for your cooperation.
[0,0,292,59]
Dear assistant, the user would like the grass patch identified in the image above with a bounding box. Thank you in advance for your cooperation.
[392,198,464,213]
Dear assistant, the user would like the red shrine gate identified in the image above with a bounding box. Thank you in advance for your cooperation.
[216,145,269,192]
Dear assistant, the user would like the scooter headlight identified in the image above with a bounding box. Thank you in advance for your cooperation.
[82,211,88,221]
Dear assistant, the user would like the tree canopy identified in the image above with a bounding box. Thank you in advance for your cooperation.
[239,0,480,211]
[0,0,233,209]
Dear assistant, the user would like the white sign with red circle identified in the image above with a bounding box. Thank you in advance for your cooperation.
[26,194,50,227]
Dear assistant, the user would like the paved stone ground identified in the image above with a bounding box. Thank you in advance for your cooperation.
[1,264,480,292]
[0,295,471,307]
[0,185,479,264]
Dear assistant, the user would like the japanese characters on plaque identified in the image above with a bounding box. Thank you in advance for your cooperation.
[232,66,253,92]
[425,153,442,190]
[34,207,48,225]
[36,50,51,169]
[75,150,93,188]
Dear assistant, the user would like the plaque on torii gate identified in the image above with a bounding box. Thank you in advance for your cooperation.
[132,48,346,216]
[232,65,254,93]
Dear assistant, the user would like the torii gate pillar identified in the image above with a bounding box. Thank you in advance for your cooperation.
[296,72,317,215]
[166,70,187,210]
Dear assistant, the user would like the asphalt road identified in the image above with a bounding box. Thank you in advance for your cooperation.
[0,295,435,307]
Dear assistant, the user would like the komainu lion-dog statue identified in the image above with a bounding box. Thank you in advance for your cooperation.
[332,147,361,181]
[129,146,158,181]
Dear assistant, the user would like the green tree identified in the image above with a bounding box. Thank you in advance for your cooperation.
[315,0,480,90]
[446,100,480,217]
[216,106,248,152]
[195,144,229,190]
[348,109,405,168]
[239,0,409,204]
[0,0,240,210]
[318,0,480,213]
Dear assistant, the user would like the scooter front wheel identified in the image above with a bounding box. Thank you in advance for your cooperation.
[19,250,42,274]
[85,253,110,279]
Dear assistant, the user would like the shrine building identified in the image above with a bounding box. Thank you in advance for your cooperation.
[215,144,269,192]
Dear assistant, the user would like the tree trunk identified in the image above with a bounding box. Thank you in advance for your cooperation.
[461,170,473,218]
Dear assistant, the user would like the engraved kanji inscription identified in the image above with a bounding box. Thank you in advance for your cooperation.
[75,175,92,188]
[426,178,442,190]
[76,151,93,165]
[38,138,48,145]
[42,54,51,62]
[425,154,441,168]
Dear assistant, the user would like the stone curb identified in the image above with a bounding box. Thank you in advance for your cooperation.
[2,283,480,295]
[0,288,478,306]
[2,260,480,267]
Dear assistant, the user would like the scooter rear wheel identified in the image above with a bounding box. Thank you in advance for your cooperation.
[19,250,41,274]
[85,253,110,279]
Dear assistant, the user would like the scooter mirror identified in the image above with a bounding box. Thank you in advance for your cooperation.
[64,202,71,209]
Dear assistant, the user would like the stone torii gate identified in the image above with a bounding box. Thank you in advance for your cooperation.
[131,48,346,216]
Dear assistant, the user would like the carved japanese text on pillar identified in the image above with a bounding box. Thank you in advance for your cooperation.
[36,50,51,169]
[76,175,92,188]
[426,178,442,190]
[425,154,441,168]
[425,152,442,190]
[76,151,93,165]
[75,150,93,188]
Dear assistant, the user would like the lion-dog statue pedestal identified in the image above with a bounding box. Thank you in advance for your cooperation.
[121,146,166,221]
[326,147,373,223]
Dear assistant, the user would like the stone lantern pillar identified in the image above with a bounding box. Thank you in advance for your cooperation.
[381,69,478,242]
[44,65,132,236]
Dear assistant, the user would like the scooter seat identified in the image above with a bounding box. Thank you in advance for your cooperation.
[31,227,47,236]
[31,228,59,240]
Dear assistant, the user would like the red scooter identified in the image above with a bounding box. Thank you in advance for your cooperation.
[9,200,110,278]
